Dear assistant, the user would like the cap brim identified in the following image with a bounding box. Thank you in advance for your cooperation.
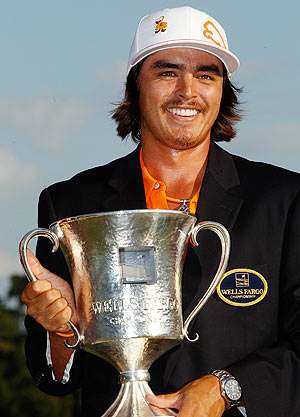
[127,40,240,76]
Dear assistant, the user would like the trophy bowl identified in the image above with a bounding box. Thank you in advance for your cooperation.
[20,209,230,417]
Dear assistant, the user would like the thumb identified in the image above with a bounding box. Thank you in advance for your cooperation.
[146,392,181,410]
[26,249,49,280]
[26,249,59,282]
[26,249,78,325]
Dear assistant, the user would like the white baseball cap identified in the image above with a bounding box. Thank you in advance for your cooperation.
[127,6,240,76]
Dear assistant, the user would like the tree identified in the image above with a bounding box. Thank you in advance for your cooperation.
[0,274,81,417]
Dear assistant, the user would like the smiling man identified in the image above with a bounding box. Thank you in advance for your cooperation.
[21,6,300,417]
[138,50,223,150]
[136,48,224,206]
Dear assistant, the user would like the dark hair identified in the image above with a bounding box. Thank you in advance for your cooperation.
[112,61,243,143]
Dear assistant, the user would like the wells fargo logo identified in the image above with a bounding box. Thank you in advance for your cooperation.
[203,20,226,48]
[155,16,167,34]
[217,268,268,307]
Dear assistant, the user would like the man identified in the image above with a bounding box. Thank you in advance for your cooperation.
[21,6,300,417]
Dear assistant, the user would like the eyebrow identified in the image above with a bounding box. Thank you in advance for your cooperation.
[151,61,221,75]
[196,64,221,75]
[151,60,184,70]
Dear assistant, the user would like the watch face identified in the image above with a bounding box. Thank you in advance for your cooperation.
[224,379,242,401]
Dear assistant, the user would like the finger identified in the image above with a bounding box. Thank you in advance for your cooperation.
[146,393,181,410]
[27,250,75,304]
[21,280,52,302]
[27,249,57,281]
[40,294,68,320]
[24,250,79,327]
[56,319,73,334]
[53,306,73,332]
[177,402,200,417]
[35,305,72,333]
[45,305,73,332]
[26,292,72,332]
[26,288,62,316]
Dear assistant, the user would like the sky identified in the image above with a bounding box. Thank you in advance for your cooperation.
[1,0,300,297]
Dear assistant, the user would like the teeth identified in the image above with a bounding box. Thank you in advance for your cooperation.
[168,108,198,117]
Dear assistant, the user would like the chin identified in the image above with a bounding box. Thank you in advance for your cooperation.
[161,134,205,150]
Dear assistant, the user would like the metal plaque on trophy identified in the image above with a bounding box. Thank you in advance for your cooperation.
[20,209,230,417]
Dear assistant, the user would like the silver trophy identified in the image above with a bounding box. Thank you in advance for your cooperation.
[20,209,230,417]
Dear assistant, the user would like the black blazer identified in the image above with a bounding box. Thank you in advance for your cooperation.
[25,142,300,417]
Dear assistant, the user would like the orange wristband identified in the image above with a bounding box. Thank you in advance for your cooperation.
[55,331,75,338]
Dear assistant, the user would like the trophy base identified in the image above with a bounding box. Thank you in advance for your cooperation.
[102,372,177,417]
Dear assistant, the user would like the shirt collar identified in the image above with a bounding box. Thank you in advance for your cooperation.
[139,148,199,214]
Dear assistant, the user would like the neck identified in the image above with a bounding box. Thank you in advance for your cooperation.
[141,138,210,199]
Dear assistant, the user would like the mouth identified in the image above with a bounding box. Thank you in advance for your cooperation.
[166,107,200,117]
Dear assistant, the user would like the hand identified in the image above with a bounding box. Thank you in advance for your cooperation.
[21,249,78,333]
[146,375,226,417]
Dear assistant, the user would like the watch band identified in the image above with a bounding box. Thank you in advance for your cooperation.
[210,369,243,409]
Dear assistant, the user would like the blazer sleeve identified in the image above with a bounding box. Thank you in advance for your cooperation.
[227,190,300,417]
[24,188,84,396]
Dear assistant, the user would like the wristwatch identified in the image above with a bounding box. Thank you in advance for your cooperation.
[210,369,243,409]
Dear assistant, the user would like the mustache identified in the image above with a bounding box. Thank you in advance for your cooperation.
[162,99,207,112]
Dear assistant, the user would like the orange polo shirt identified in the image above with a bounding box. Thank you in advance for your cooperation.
[139,149,200,214]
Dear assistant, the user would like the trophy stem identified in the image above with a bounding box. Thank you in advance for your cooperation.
[101,371,177,417]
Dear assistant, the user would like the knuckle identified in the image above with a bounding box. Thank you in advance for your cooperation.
[29,281,40,295]
[59,306,72,322]
[20,291,27,304]
[45,289,61,303]
[54,297,68,311]
[26,305,35,317]
[34,311,55,331]
[26,303,42,321]
[23,302,53,331]
[30,280,50,296]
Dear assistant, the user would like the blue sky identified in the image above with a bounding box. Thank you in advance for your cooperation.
[1,0,300,295]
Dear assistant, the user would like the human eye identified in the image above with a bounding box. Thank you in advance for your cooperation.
[159,70,177,77]
[197,73,213,81]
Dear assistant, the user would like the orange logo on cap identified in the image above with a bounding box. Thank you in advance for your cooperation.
[155,16,167,34]
[203,21,226,48]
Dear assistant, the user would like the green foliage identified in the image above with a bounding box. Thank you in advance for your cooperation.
[0,275,81,417]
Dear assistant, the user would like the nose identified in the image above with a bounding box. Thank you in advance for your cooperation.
[175,74,197,99]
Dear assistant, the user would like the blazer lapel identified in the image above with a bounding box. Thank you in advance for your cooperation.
[185,142,243,317]
[96,146,147,212]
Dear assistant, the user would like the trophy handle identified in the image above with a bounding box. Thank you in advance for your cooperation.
[19,228,81,348]
[183,221,231,342]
